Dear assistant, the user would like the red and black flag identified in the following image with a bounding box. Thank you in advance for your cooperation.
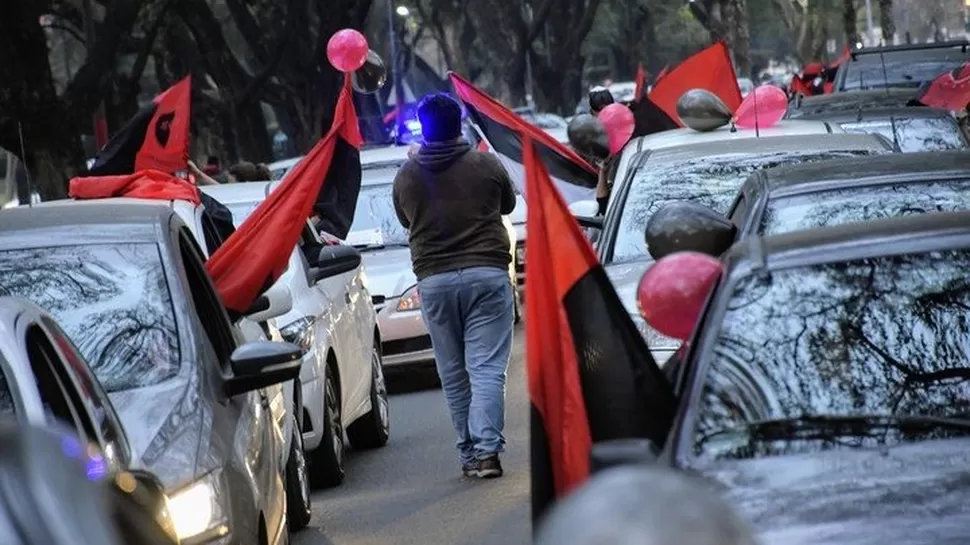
[205,75,363,313]
[449,72,598,204]
[87,77,191,176]
[631,95,679,138]
[649,41,743,127]
[634,64,648,102]
[69,169,201,204]
[911,63,970,110]
[524,137,676,525]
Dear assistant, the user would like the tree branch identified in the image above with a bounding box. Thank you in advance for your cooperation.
[236,0,304,106]
[119,0,176,106]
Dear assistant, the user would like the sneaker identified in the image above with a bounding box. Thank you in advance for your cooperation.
[473,455,503,479]
[461,461,478,477]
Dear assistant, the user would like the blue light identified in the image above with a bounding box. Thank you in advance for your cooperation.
[86,454,108,481]
[405,119,422,136]
[60,435,82,459]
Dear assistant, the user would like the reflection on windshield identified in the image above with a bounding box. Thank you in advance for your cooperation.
[841,117,966,152]
[694,250,970,461]
[0,244,179,393]
[761,180,970,235]
[611,150,882,263]
[842,60,964,90]
[349,183,409,246]
[0,365,12,414]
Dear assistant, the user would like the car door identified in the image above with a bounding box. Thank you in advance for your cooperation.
[173,226,285,540]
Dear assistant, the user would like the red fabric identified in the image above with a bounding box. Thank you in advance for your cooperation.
[449,72,597,176]
[803,62,825,76]
[655,64,670,85]
[206,75,362,313]
[790,77,814,96]
[135,76,191,173]
[918,64,970,110]
[523,136,593,502]
[649,42,743,127]
[822,82,834,94]
[68,170,201,204]
[477,139,490,152]
[634,64,647,102]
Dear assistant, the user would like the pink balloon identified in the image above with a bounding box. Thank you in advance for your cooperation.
[598,103,636,155]
[327,29,369,73]
[637,252,724,341]
[734,85,788,129]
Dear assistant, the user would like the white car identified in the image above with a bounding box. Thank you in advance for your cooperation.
[201,182,388,489]
[580,121,894,366]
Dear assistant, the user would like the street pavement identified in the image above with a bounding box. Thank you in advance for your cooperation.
[294,323,530,545]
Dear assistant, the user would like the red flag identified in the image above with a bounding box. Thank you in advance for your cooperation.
[655,64,670,85]
[634,64,647,102]
[916,64,970,110]
[524,136,676,522]
[88,77,192,176]
[206,76,362,313]
[68,170,201,204]
[649,42,743,127]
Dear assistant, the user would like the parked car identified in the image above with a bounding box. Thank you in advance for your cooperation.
[794,106,969,152]
[0,200,303,545]
[833,40,970,92]
[603,211,970,544]
[786,89,917,119]
[582,130,894,365]
[201,182,389,489]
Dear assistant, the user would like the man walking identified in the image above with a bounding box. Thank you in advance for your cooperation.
[393,93,516,479]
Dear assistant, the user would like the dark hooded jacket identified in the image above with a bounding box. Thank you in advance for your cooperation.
[392,140,516,280]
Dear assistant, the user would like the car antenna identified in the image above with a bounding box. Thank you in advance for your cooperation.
[877,49,903,152]
[752,84,761,138]
[16,122,34,208]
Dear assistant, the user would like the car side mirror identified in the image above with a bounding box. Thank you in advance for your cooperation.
[244,281,293,322]
[645,201,736,260]
[225,340,303,396]
[589,439,660,475]
[569,199,600,218]
[310,244,362,283]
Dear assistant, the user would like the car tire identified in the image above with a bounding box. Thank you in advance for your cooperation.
[347,346,390,449]
[308,370,345,488]
[285,414,312,531]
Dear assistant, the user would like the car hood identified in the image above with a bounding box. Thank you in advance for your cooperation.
[603,260,680,352]
[703,438,970,544]
[108,371,212,490]
[360,246,416,298]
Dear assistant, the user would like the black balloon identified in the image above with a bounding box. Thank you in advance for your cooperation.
[567,114,610,161]
[644,201,737,260]
[675,89,733,132]
[352,49,386,94]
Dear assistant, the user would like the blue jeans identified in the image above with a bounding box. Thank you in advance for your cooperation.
[419,266,514,465]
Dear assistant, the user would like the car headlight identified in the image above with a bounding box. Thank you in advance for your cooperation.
[167,471,229,543]
[280,316,315,350]
[397,285,421,312]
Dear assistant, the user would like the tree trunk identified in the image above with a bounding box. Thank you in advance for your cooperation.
[843,0,860,45]
[878,0,895,44]
[732,0,752,78]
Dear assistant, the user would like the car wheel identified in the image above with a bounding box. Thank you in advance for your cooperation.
[347,346,390,449]
[308,370,345,488]
[285,414,312,531]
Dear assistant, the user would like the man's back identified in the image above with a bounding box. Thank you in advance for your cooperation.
[393,145,515,280]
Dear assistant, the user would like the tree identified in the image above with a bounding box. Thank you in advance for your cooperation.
[843,0,860,45]
[877,0,895,44]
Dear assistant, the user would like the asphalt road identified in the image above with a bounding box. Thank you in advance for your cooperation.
[294,323,530,545]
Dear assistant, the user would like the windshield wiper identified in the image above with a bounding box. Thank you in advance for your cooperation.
[697,414,970,449]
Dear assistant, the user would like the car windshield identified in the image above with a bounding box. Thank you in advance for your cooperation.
[841,55,966,90]
[761,180,970,236]
[0,244,179,393]
[693,250,970,462]
[349,182,409,247]
[839,116,966,152]
[610,150,882,263]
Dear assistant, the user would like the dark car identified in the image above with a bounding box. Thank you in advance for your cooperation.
[604,211,970,544]
[794,106,969,152]
[786,89,917,119]
[834,41,970,92]
[0,201,304,545]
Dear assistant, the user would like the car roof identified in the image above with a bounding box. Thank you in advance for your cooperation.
[748,149,970,198]
[849,41,970,59]
[640,133,890,165]
[200,181,273,204]
[796,106,955,123]
[787,89,916,118]
[628,120,838,152]
[0,199,171,248]
[723,210,970,279]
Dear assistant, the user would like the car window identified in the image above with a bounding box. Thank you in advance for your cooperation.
[692,249,970,462]
[610,150,883,264]
[841,53,967,91]
[347,182,409,246]
[177,229,236,365]
[760,180,970,236]
[840,116,967,152]
[0,244,180,393]
[25,325,92,441]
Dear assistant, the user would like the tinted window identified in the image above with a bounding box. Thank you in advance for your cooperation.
[0,244,179,392]
[346,182,409,246]
[761,180,970,235]
[841,53,967,90]
[610,150,882,263]
[840,116,966,152]
[693,250,970,462]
